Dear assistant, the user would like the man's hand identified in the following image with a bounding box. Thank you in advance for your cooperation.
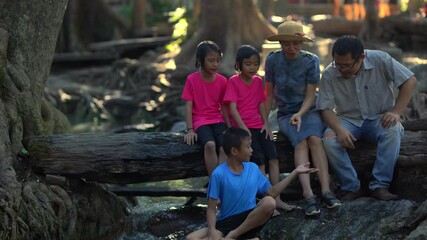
[336,127,357,149]
[381,112,400,129]
[184,129,197,145]
[295,162,318,174]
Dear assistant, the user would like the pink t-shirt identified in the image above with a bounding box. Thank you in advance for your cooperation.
[224,74,266,129]
[181,71,227,131]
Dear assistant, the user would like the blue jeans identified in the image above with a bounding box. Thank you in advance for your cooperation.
[322,116,404,192]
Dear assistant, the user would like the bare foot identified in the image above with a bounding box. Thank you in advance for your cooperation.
[276,198,296,211]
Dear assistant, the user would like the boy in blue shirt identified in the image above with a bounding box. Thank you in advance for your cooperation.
[186,127,318,240]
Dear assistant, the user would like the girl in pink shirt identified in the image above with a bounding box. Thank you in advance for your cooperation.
[224,45,295,212]
[181,41,229,176]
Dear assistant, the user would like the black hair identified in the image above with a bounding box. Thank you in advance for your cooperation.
[332,35,364,60]
[195,40,222,69]
[223,127,250,155]
[234,45,260,71]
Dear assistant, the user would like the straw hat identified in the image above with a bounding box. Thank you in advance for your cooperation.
[267,21,313,42]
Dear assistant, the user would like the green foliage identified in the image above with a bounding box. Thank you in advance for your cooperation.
[118,3,133,23]
[20,148,29,156]
[166,7,189,52]
[118,0,179,27]
[147,0,176,27]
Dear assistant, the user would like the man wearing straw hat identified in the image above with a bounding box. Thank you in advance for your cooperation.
[265,21,341,216]
[317,35,417,201]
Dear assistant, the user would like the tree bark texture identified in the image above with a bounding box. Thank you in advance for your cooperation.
[174,0,276,75]
[359,0,379,41]
[27,120,427,186]
[0,1,127,239]
[132,0,147,33]
[259,0,276,20]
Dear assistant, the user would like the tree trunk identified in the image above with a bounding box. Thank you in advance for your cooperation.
[174,0,276,75]
[27,120,427,192]
[359,0,379,41]
[259,0,275,20]
[0,1,127,239]
[75,0,131,46]
[132,0,147,34]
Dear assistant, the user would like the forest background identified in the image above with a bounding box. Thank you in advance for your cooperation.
[0,0,426,239]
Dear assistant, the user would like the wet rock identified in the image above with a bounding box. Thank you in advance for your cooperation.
[404,200,427,230]
[406,219,427,240]
[147,206,205,239]
[260,198,418,240]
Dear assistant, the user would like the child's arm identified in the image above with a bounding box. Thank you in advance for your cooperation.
[229,102,250,134]
[289,83,317,132]
[184,101,197,145]
[259,102,273,140]
[221,104,231,128]
[266,163,318,198]
[206,198,221,239]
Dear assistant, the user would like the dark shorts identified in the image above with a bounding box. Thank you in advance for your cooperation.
[196,123,227,147]
[249,129,279,166]
[216,208,264,239]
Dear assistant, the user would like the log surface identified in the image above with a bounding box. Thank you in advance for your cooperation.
[27,119,427,184]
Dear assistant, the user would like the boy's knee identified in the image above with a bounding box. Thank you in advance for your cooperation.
[261,196,276,210]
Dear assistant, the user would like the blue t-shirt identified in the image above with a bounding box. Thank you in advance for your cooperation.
[265,50,320,117]
[208,162,271,221]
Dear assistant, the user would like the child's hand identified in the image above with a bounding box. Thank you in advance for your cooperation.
[184,129,197,145]
[295,162,318,174]
[260,124,274,140]
[289,113,302,132]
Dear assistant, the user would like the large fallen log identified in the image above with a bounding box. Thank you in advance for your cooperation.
[311,17,363,37]
[27,119,427,186]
